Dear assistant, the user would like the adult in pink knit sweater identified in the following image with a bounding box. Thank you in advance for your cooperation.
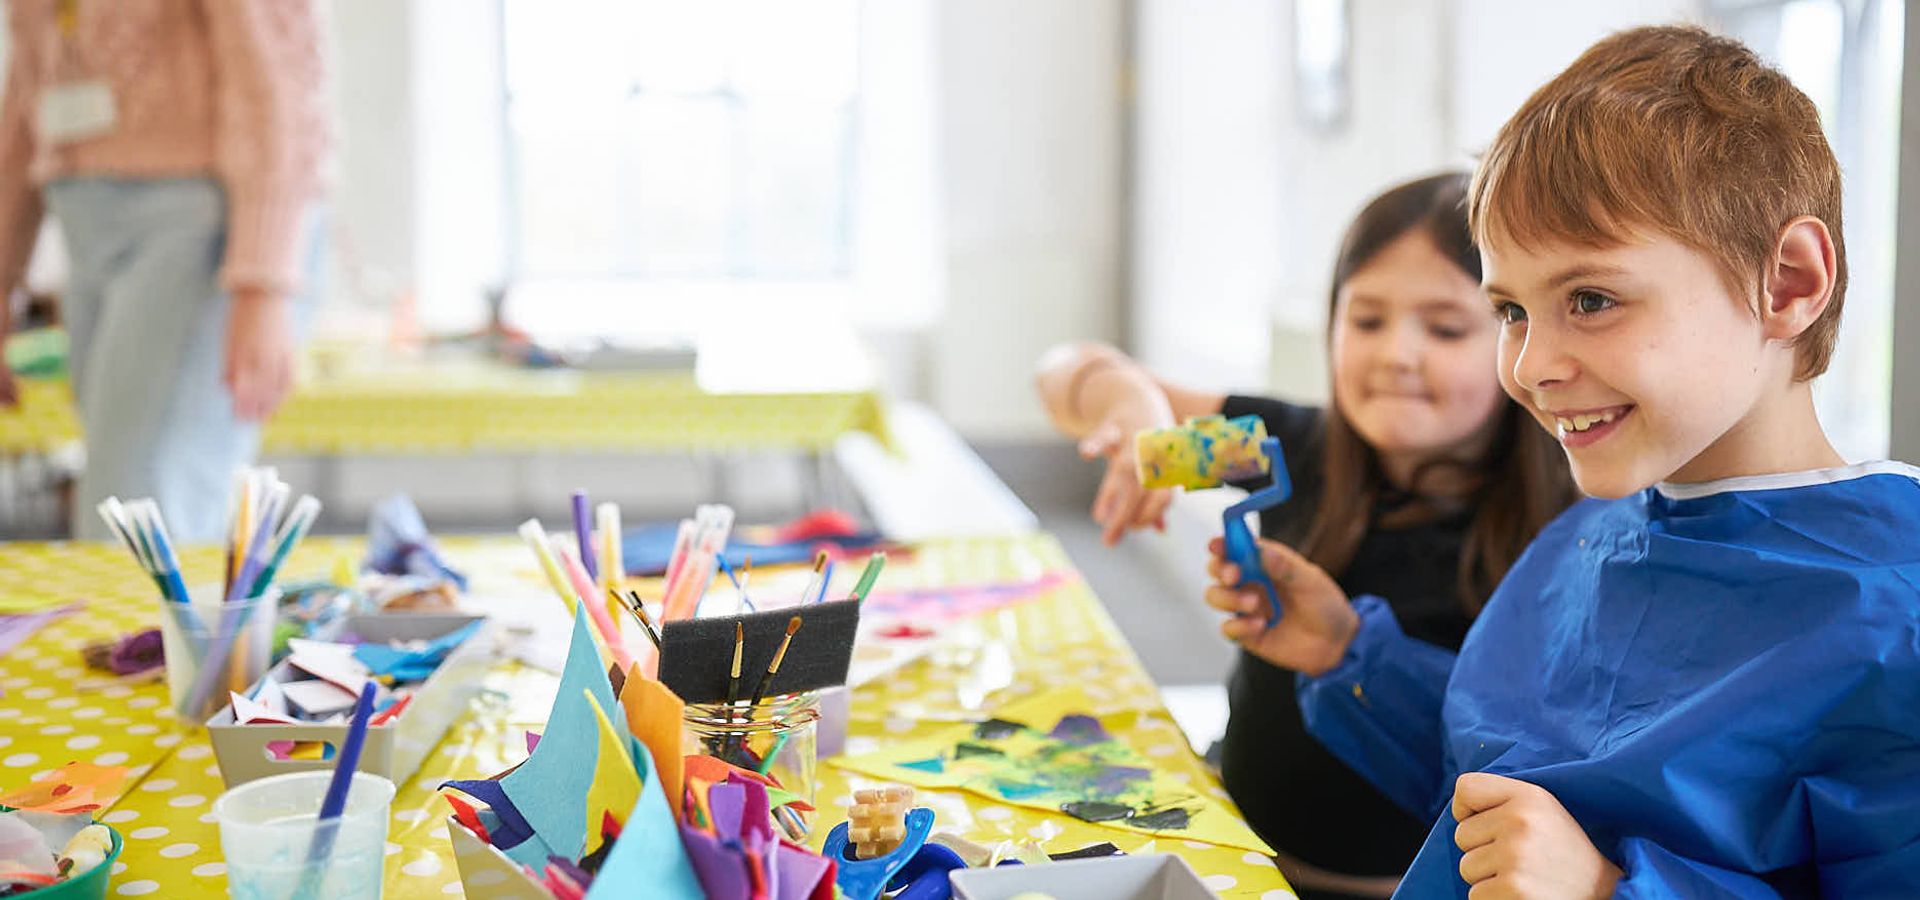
[0,0,330,541]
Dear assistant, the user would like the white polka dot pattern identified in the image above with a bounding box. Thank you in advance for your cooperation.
[0,535,1293,898]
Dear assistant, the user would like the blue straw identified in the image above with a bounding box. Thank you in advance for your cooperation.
[814,560,835,604]
[717,556,755,612]
[304,682,377,868]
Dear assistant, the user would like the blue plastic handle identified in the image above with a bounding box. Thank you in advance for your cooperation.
[1222,438,1291,628]
[823,807,936,900]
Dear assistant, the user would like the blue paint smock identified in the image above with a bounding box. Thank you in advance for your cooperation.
[1298,463,1920,897]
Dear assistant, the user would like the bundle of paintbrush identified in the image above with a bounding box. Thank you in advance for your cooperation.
[97,467,323,718]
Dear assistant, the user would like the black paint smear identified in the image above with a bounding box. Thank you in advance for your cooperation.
[1049,842,1124,861]
[954,741,1006,759]
[973,718,1024,740]
[1060,800,1134,823]
[1130,806,1193,830]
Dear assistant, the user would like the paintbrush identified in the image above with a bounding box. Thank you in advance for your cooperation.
[726,622,744,709]
[617,589,663,652]
[749,615,803,707]
[796,551,828,606]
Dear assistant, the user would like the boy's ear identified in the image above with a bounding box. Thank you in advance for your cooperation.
[1760,216,1836,342]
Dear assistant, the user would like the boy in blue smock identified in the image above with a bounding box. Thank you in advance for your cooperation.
[1204,25,1919,898]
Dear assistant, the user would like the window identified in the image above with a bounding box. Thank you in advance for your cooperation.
[1711,0,1905,461]
[502,0,862,282]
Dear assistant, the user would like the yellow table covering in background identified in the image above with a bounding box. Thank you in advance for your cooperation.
[0,534,1293,898]
[0,367,890,455]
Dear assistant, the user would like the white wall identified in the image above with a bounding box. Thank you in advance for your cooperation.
[929,0,1126,441]
[321,1,417,328]
[1448,0,1707,154]
[1129,0,1706,405]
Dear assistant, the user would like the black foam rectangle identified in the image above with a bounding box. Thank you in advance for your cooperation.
[657,599,861,704]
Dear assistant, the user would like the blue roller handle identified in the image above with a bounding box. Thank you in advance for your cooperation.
[1222,438,1291,628]
[824,807,936,900]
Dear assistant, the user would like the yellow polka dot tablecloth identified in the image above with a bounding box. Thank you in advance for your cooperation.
[0,366,890,455]
[0,534,1293,898]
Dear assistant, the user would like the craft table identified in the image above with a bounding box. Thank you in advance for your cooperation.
[0,534,1294,898]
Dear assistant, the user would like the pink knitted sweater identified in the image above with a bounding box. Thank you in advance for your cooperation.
[0,0,330,296]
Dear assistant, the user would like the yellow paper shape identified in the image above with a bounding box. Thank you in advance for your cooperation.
[583,689,640,857]
[0,763,129,814]
[831,686,1273,855]
[620,668,687,821]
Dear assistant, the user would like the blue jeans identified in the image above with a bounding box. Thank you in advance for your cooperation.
[47,177,323,543]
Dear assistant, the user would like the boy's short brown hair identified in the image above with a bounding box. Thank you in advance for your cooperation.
[1468,25,1846,380]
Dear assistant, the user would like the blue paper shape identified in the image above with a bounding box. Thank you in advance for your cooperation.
[622,521,885,576]
[898,757,945,774]
[497,607,630,860]
[353,619,482,681]
[364,494,469,590]
[441,777,542,852]
[586,736,704,899]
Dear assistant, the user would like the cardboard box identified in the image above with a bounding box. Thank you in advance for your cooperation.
[206,614,493,787]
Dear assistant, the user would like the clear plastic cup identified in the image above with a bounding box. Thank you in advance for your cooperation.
[159,584,279,721]
[214,770,395,900]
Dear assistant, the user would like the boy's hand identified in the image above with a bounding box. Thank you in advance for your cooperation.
[1451,772,1622,899]
[1079,396,1175,546]
[1205,536,1358,676]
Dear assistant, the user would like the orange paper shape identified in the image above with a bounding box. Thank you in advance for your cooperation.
[0,762,129,814]
[620,668,686,821]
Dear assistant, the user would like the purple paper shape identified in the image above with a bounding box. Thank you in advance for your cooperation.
[1048,714,1112,746]
[677,824,751,899]
[773,845,832,900]
[0,603,82,663]
[734,776,773,845]
[107,627,163,676]
[709,782,747,841]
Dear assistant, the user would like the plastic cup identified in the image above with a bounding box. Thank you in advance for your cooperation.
[14,826,121,900]
[213,771,394,900]
[159,584,279,721]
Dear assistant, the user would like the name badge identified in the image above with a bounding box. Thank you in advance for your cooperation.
[38,80,116,143]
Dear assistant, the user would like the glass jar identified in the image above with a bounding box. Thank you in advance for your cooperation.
[682,691,821,840]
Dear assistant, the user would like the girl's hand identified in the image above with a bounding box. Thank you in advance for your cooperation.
[1079,395,1176,546]
[1451,773,1622,899]
[1205,536,1358,675]
[224,287,295,421]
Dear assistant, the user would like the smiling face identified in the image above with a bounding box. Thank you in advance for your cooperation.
[1482,233,1788,498]
[1329,230,1508,480]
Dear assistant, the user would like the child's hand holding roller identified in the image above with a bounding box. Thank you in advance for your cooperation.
[1205,536,1358,676]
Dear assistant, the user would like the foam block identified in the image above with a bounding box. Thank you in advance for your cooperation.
[657,600,860,704]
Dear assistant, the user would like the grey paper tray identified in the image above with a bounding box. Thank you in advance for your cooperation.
[449,815,556,900]
[205,613,493,788]
[949,854,1221,900]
